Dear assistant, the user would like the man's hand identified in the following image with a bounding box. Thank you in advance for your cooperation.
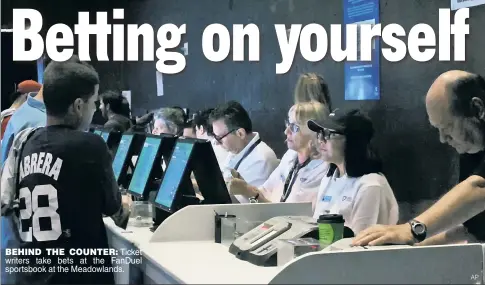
[122,194,133,208]
[227,178,251,196]
[351,224,415,246]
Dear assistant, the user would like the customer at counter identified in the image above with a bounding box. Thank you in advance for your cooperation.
[227,102,329,205]
[353,70,485,246]
[211,101,278,203]
[99,90,133,132]
[1,55,131,284]
[308,109,399,234]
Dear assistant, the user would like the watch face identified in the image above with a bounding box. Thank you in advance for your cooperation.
[413,223,425,235]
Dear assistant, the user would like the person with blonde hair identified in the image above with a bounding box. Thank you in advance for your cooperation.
[294,72,332,110]
[227,101,329,206]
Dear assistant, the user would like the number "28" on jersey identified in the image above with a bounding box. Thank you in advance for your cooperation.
[18,184,62,242]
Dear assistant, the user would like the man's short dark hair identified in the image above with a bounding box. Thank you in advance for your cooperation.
[209,101,252,133]
[193,108,214,134]
[120,97,131,118]
[100,90,125,115]
[449,73,485,117]
[184,119,196,132]
[43,55,99,116]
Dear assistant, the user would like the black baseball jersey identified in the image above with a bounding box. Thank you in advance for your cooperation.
[14,125,122,284]
[460,151,485,241]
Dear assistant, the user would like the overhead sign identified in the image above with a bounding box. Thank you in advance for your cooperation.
[343,0,380,101]
[451,0,485,10]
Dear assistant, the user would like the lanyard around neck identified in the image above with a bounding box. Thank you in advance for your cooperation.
[280,157,311,202]
[234,138,262,170]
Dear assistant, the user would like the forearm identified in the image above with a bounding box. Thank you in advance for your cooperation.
[417,225,471,246]
[415,176,485,236]
[246,185,272,203]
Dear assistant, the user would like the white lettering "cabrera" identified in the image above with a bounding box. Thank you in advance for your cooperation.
[19,152,63,181]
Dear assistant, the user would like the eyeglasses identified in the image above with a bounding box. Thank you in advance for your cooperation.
[285,120,300,133]
[213,129,237,143]
[317,129,344,142]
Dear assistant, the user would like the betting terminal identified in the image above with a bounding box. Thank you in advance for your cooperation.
[97,129,232,231]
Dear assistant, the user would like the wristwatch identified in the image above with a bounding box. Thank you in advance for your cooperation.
[249,193,259,203]
[408,220,427,243]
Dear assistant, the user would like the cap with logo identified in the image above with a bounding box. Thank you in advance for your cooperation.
[307,109,374,142]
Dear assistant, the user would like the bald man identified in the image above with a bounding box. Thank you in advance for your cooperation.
[353,70,485,247]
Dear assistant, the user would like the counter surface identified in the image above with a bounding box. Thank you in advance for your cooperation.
[140,241,281,284]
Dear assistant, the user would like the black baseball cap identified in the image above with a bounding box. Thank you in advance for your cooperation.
[307,109,374,141]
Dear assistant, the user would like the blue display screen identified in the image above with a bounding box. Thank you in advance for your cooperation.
[94,130,102,136]
[155,142,194,209]
[112,134,133,181]
[128,137,161,195]
[101,132,109,142]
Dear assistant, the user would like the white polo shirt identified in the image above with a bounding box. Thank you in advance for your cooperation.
[261,150,329,206]
[313,171,399,235]
[222,132,278,203]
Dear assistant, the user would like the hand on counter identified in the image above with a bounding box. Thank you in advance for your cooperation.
[351,224,415,246]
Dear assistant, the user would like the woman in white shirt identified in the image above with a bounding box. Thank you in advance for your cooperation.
[227,102,329,205]
[308,109,399,235]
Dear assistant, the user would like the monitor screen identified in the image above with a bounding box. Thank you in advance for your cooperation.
[94,130,102,136]
[155,141,194,209]
[128,137,161,196]
[112,134,133,181]
[101,131,109,142]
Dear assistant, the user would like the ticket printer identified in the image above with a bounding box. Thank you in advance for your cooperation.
[229,216,319,266]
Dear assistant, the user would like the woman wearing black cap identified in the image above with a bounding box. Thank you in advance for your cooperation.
[308,109,399,235]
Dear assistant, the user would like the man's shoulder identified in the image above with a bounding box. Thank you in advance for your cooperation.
[31,129,108,156]
[8,104,45,131]
[254,140,277,161]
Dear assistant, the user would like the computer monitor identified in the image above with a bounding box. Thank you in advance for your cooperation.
[127,134,176,200]
[111,133,145,186]
[100,130,110,142]
[152,140,195,213]
[99,130,123,161]
[189,139,232,205]
[151,138,231,214]
[94,129,102,136]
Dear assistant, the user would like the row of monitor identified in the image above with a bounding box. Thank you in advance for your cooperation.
[92,129,232,214]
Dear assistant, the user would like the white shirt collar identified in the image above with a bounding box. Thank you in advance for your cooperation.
[230,132,260,162]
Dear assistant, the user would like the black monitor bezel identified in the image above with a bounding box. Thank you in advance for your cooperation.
[112,133,136,183]
[127,133,176,199]
[150,139,196,213]
[190,139,232,205]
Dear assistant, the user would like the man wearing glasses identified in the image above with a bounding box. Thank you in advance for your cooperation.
[210,101,278,203]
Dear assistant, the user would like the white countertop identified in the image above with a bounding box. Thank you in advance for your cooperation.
[140,241,281,284]
[104,217,154,248]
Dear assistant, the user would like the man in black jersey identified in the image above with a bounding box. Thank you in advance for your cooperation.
[1,56,130,284]
[353,70,485,247]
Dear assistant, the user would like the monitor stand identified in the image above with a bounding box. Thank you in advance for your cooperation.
[147,187,201,233]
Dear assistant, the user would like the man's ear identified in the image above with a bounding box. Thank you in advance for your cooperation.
[73,98,83,115]
[235,128,245,139]
[471,97,485,120]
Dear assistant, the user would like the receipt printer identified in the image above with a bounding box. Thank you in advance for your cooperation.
[228,216,319,266]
